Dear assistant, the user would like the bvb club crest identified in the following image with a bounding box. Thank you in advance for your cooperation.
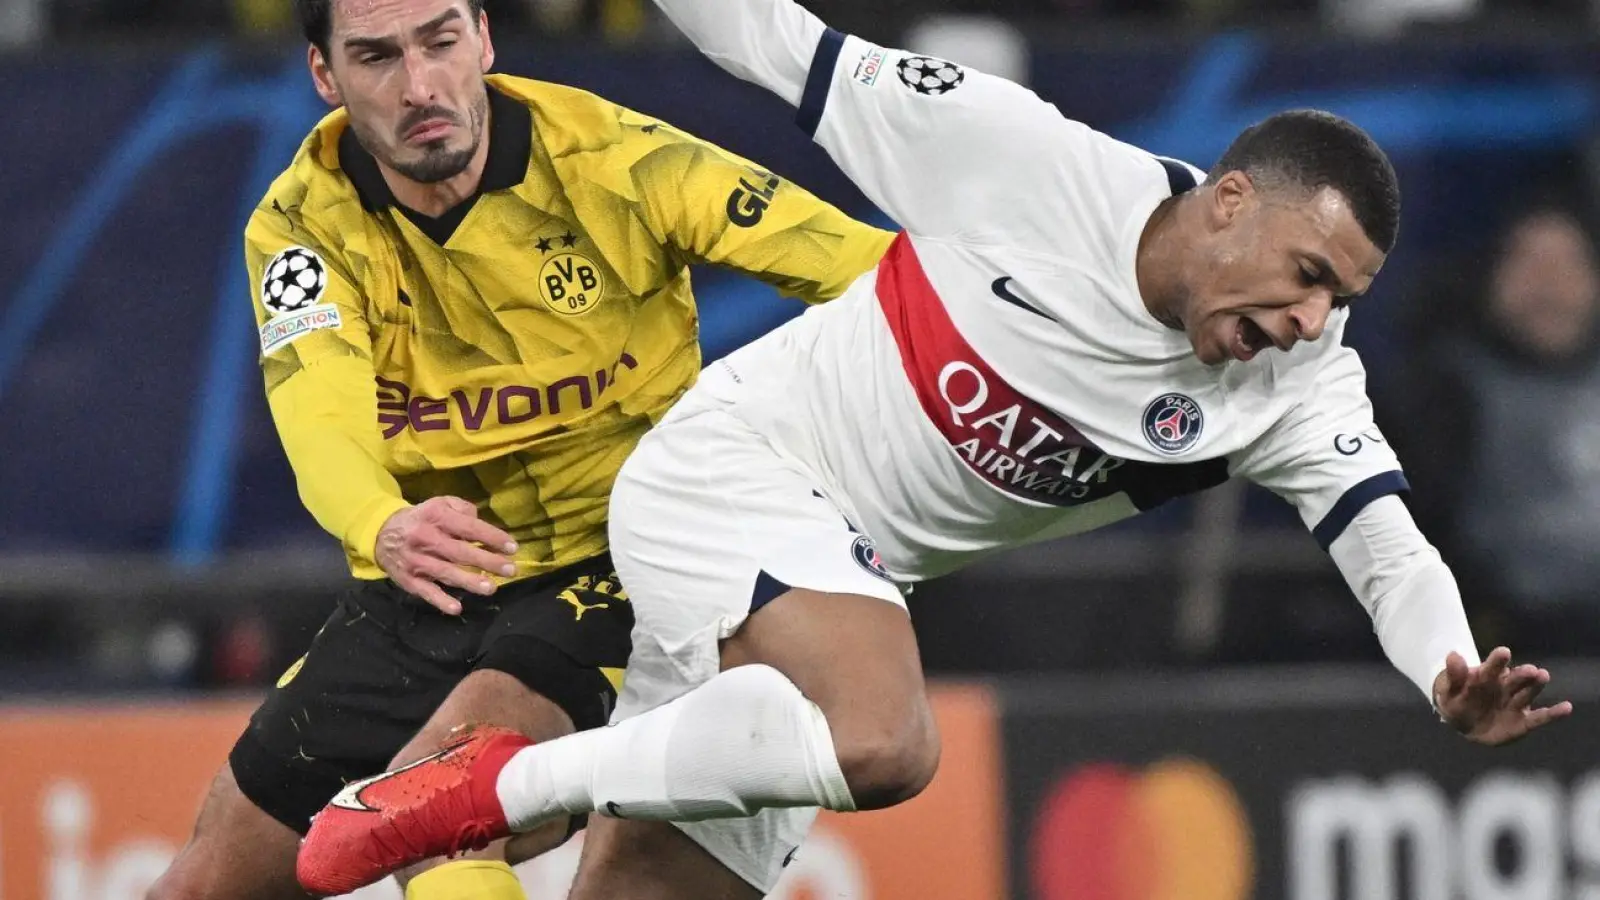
[540,252,606,317]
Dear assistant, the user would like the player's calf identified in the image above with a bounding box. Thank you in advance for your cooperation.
[828,691,940,809]
[720,586,940,811]
[145,763,310,900]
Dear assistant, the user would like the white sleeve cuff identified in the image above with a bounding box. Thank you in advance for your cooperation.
[1328,495,1480,700]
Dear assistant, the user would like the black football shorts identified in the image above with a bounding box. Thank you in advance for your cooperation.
[228,553,632,834]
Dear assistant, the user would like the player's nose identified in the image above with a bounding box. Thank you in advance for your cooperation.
[399,50,437,107]
[1290,290,1331,343]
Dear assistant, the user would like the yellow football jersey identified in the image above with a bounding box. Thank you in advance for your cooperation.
[246,74,893,580]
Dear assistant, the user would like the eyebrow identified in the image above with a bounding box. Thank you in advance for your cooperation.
[343,7,464,52]
[1302,252,1364,299]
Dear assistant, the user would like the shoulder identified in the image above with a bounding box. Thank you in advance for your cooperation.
[493,73,740,194]
[250,109,366,255]
[489,73,641,157]
[254,109,361,231]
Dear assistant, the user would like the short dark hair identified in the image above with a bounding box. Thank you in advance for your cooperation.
[1210,109,1401,253]
[296,0,486,55]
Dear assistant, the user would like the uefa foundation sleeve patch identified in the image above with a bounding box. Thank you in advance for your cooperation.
[260,303,342,356]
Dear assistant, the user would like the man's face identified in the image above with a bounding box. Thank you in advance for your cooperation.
[310,0,494,184]
[1180,174,1386,365]
[1489,212,1600,361]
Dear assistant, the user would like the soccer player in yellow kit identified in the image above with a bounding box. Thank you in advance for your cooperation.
[144,1,891,899]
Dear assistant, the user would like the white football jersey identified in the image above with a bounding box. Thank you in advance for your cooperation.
[664,11,1409,581]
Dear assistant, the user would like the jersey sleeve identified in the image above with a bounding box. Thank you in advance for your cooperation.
[648,0,1072,240]
[1328,496,1479,701]
[632,126,894,303]
[1231,342,1410,551]
[245,201,410,568]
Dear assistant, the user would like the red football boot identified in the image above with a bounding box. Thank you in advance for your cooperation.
[296,725,532,896]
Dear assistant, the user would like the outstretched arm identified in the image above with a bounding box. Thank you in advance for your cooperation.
[649,0,825,107]
[651,0,1089,243]
[1327,497,1569,745]
[1237,341,1571,742]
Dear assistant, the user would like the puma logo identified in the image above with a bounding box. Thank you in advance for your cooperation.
[559,575,629,621]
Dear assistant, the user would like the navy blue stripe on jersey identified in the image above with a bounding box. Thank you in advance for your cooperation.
[797,28,846,137]
[1157,157,1198,195]
[1312,470,1411,550]
[751,570,792,613]
[1124,457,1231,512]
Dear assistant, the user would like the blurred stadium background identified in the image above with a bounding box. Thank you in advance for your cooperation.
[4,0,1600,897]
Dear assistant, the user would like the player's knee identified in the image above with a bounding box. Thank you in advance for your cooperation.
[833,703,940,810]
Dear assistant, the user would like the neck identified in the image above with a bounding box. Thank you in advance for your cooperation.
[379,107,494,217]
[1136,193,1192,331]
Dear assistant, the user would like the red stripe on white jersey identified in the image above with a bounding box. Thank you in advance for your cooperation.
[874,233,1125,506]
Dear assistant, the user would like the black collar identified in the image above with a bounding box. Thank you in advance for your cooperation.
[340,84,531,214]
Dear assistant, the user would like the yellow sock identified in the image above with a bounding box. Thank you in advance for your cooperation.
[404,860,526,900]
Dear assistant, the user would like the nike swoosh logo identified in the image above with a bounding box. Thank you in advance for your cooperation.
[328,744,462,812]
[991,276,1052,321]
[605,800,628,818]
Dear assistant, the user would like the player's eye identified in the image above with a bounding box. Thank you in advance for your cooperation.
[1297,265,1320,287]
[431,39,458,51]
[358,52,389,65]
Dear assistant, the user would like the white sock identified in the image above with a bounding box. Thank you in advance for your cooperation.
[496,664,856,830]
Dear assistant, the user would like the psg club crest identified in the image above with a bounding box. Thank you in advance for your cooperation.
[851,535,893,582]
[1142,393,1204,455]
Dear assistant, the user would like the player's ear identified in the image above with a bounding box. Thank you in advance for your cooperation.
[1209,170,1253,231]
[308,44,343,107]
[477,9,496,73]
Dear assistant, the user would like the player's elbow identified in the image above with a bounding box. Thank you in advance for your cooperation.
[834,704,941,810]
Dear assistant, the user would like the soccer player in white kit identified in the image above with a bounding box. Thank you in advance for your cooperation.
[295,0,1575,895]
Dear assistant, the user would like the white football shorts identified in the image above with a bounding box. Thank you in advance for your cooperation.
[606,387,905,892]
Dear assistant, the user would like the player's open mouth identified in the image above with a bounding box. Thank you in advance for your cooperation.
[1231,317,1272,361]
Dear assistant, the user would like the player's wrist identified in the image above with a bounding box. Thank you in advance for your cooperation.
[346,496,415,566]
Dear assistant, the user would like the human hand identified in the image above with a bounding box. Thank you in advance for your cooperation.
[375,497,519,615]
[1432,647,1572,746]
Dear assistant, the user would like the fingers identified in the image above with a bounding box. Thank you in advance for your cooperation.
[439,513,519,561]
[393,571,465,616]
[413,556,498,598]
[436,541,519,579]
[1505,668,1549,709]
[1477,646,1512,684]
[423,497,518,556]
[1443,651,1471,694]
[412,497,519,574]
[437,496,478,517]
[380,497,522,612]
[1522,700,1575,732]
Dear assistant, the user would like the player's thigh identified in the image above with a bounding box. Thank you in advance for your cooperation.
[393,557,634,868]
[231,582,474,835]
[146,763,308,900]
[567,816,760,900]
[610,410,936,807]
